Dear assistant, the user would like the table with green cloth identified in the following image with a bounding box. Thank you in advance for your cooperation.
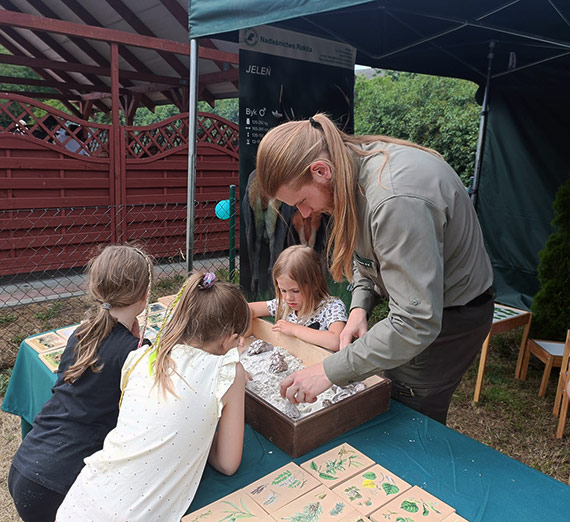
[2,336,58,437]
[3,336,570,522]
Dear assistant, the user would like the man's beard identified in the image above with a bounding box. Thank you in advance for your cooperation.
[317,180,334,215]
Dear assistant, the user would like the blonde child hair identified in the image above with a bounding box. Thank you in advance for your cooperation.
[65,244,152,383]
[247,245,347,352]
[153,272,251,397]
[256,113,440,282]
[56,272,251,521]
[272,245,329,322]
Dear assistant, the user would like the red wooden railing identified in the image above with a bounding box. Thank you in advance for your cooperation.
[0,94,239,276]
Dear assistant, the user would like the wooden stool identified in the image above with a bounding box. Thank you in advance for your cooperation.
[552,331,570,438]
[519,338,565,397]
[473,303,532,403]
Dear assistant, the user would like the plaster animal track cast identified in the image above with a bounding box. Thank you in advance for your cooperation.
[248,338,274,355]
[269,350,288,373]
[331,382,366,403]
[345,382,366,393]
[282,401,301,420]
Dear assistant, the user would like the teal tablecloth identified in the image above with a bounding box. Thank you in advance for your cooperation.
[3,337,570,521]
[2,338,57,437]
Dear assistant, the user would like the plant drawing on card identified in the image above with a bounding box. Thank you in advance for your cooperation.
[181,490,269,522]
[149,302,167,313]
[147,311,166,326]
[218,498,256,522]
[301,444,374,485]
[273,485,360,522]
[27,331,66,353]
[39,347,65,372]
[333,464,411,515]
[369,486,454,522]
[247,463,319,512]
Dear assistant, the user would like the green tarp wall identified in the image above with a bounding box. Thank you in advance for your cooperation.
[479,90,570,309]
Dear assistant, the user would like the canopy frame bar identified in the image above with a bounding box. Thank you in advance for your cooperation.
[470,41,495,208]
[377,3,570,55]
[297,1,570,82]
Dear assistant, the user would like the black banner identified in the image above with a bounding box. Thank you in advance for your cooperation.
[239,25,355,298]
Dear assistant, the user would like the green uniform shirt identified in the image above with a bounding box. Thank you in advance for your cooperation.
[323,141,493,384]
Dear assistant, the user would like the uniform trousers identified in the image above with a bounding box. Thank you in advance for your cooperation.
[384,293,493,425]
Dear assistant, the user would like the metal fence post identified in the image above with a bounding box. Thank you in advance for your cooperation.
[229,184,236,283]
[186,38,199,275]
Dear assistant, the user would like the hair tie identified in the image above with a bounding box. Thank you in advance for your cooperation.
[101,302,112,310]
[309,116,321,129]
[198,272,216,290]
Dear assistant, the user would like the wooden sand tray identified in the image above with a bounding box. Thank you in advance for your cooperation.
[244,319,391,458]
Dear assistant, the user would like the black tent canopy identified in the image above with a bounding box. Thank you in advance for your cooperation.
[188,0,570,308]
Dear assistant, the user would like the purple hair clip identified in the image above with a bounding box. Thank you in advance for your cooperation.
[199,272,216,290]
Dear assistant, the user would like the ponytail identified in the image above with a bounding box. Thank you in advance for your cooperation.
[65,308,116,382]
[256,113,442,282]
[64,245,153,383]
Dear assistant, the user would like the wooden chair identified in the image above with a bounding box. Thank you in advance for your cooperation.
[518,335,567,398]
[552,330,570,439]
[474,303,532,402]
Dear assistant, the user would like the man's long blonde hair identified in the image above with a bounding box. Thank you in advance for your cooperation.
[153,273,250,397]
[65,245,152,383]
[256,113,439,282]
[272,245,329,322]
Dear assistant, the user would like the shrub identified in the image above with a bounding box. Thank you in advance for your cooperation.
[530,175,570,340]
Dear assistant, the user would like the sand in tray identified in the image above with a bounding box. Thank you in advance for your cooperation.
[240,338,365,420]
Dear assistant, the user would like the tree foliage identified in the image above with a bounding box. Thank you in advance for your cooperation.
[354,70,480,184]
[530,174,570,341]
[0,45,71,118]
[130,99,238,127]
[199,99,238,124]
[132,104,179,126]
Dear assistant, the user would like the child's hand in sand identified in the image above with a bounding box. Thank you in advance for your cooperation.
[272,320,298,337]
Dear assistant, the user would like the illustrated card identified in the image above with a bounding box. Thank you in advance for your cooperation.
[272,484,360,522]
[332,463,411,515]
[27,331,66,353]
[301,443,375,486]
[39,347,65,372]
[143,325,161,342]
[369,486,454,522]
[182,488,269,522]
[158,294,175,308]
[493,304,524,322]
[138,308,168,329]
[149,301,167,313]
[56,324,80,341]
[145,310,165,325]
[246,463,320,513]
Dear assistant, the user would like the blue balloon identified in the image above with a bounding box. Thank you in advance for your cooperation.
[215,199,231,220]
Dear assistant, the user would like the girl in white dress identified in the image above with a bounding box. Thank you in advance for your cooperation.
[249,245,347,351]
[57,272,250,522]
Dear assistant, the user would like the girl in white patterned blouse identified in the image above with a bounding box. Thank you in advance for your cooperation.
[249,245,347,351]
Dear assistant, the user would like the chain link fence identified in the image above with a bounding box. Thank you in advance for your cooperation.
[0,200,238,369]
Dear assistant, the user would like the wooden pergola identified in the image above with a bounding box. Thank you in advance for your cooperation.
[0,1,240,272]
[0,1,238,123]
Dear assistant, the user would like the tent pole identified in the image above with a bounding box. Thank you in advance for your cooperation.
[186,38,199,275]
[470,40,495,208]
